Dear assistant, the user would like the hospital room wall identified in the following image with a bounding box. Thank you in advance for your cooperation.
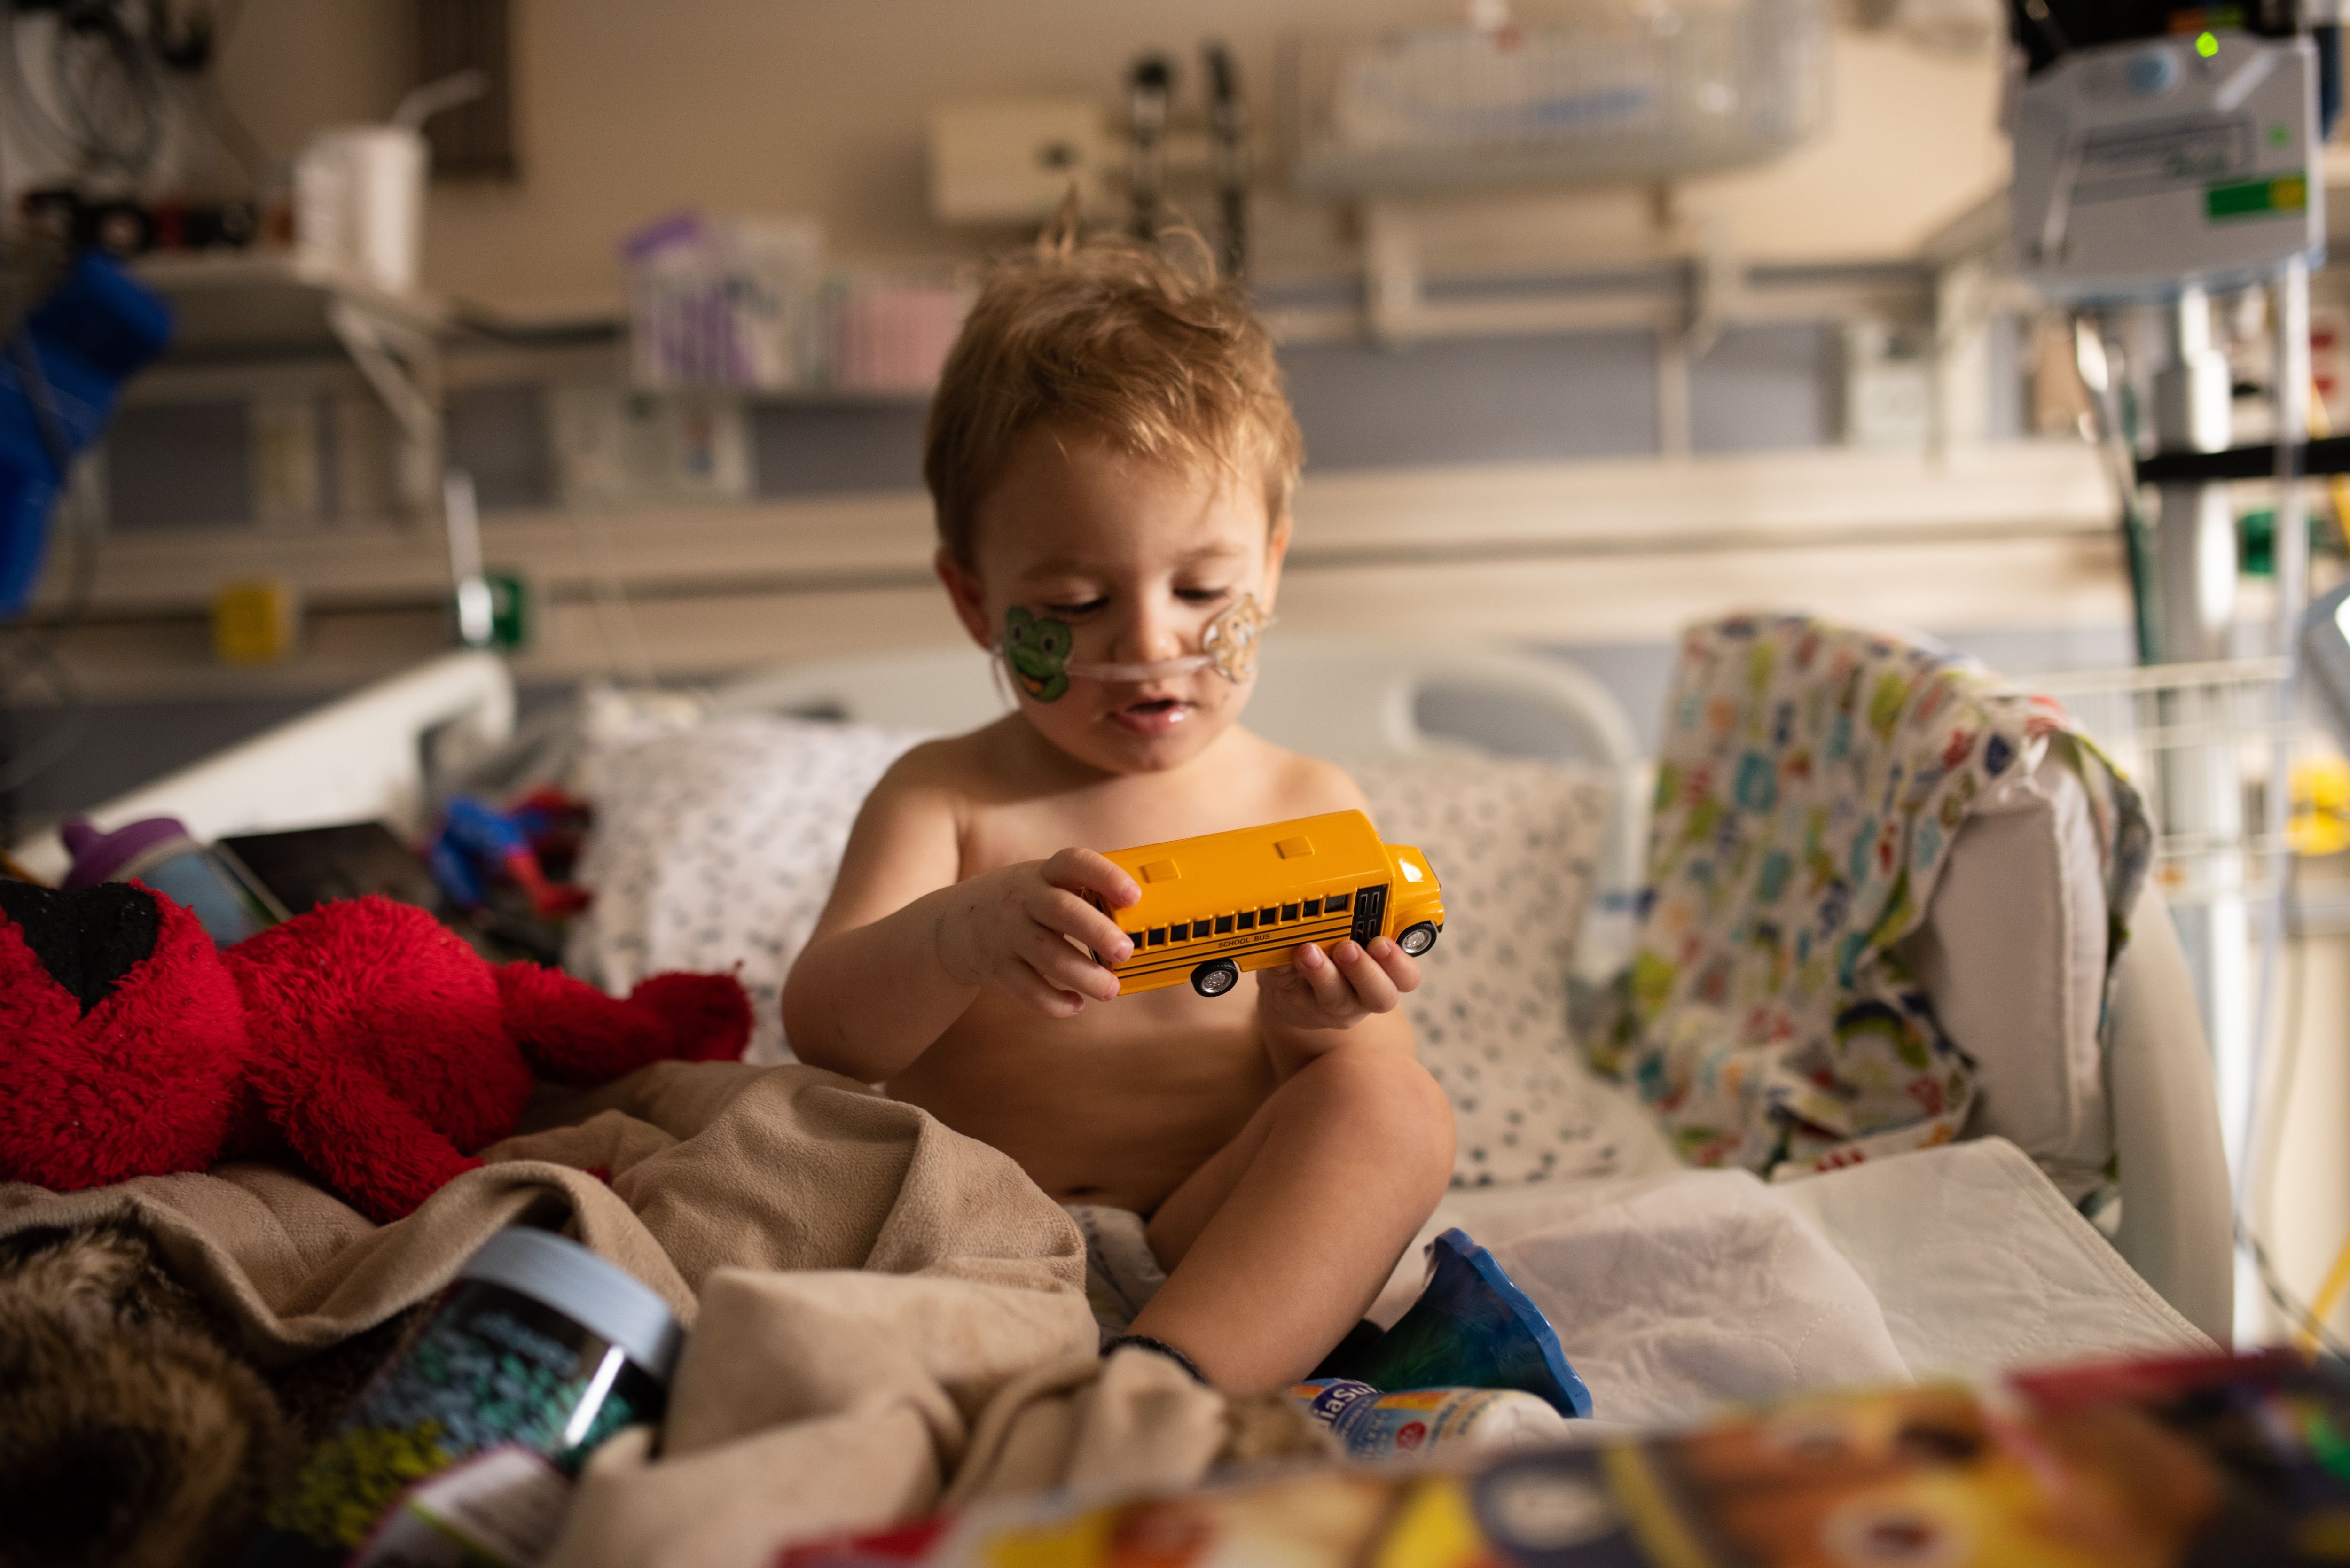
[211,1,2012,311]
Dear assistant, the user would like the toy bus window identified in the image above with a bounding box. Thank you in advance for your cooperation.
[1237,910,1256,930]
[1327,892,1349,913]
[1258,905,1279,925]
[1282,902,1300,921]
[1125,931,1145,949]
[1148,927,1167,946]
[1194,920,1214,938]
[1215,914,1235,934]
[1302,897,1321,916]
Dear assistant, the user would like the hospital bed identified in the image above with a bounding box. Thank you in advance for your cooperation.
[10,638,2234,1368]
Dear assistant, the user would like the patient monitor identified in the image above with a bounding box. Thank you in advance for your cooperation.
[2011,20,2326,299]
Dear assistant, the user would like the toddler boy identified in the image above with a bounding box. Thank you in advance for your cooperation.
[782,234,1455,1391]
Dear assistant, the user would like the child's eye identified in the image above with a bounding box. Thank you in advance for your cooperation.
[1176,586,1231,605]
[1045,598,1109,617]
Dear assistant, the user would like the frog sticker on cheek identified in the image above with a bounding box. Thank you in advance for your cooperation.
[1003,605,1073,703]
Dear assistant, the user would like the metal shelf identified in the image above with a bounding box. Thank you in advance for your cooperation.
[132,252,451,360]
[131,251,450,517]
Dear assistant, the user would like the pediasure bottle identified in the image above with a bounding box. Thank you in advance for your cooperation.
[240,1227,682,1568]
[1292,1379,1571,1461]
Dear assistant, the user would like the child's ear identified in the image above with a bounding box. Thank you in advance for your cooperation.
[936,549,996,649]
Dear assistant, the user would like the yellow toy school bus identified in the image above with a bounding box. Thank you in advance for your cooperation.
[1093,809,1445,999]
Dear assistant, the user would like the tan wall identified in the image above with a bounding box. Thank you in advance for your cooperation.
[216,1,2009,314]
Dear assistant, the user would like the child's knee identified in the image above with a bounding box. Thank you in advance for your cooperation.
[1301,1049,1456,1194]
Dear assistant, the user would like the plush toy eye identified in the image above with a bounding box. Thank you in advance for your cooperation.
[1040,630,1062,655]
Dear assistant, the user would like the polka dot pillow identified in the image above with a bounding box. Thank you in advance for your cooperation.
[1355,758,1620,1187]
[566,715,926,1063]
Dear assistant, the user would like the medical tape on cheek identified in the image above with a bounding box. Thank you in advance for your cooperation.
[998,605,1075,702]
[1059,593,1276,686]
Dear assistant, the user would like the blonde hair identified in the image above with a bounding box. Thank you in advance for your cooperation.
[923,223,1302,566]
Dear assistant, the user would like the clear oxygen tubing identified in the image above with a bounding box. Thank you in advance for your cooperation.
[1064,652,1218,682]
[995,595,1275,689]
[1072,595,1272,685]
[2071,312,2160,664]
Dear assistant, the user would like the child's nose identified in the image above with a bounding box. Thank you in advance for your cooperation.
[1110,603,1189,663]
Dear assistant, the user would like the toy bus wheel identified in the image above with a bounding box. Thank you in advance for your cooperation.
[1190,959,1240,998]
[1398,922,1438,957]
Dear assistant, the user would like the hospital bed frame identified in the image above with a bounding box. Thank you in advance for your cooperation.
[9,642,2233,1342]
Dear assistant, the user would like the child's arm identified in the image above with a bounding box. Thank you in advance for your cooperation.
[781,756,1139,1082]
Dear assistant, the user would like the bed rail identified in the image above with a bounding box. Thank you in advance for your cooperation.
[10,650,514,885]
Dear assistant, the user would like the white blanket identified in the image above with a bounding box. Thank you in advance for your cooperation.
[1371,1132,2212,1430]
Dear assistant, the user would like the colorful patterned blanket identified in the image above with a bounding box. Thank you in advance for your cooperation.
[1590,615,2152,1179]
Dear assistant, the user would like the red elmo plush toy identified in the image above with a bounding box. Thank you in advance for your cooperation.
[0,881,749,1221]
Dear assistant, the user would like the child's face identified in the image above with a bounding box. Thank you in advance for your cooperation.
[940,424,1287,777]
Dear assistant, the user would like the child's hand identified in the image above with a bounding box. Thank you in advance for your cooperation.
[934,849,1139,1018]
[1256,936,1421,1036]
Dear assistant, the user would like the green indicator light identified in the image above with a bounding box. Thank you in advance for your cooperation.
[2196,31,2220,57]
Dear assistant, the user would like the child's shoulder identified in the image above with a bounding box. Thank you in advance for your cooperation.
[862,728,993,810]
[1231,727,1375,819]
[861,717,1040,814]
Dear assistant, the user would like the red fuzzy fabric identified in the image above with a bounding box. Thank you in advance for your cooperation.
[0,891,246,1190]
[0,889,751,1222]
[498,964,751,1084]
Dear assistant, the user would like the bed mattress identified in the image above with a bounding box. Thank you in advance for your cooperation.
[1370,1124,2211,1430]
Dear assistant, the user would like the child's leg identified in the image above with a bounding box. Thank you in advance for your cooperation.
[1129,1045,1454,1390]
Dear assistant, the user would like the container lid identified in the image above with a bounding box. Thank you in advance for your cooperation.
[61,814,199,891]
[458,1228,683,1382]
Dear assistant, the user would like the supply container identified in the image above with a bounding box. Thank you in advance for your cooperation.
[820,266,973,395]
[240,1227,682,1568]
[623,212,825,390]
[1292,1379,1572,1461]
[60,814,284,947]
[293,125,428,292]
[290,73,484,295]
[1282,0,1829,197]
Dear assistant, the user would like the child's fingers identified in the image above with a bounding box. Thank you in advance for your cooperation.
[1367,936,1422,994]
[1008,958,1090,1017]
[1028,927,1124,1001]
[1332,939,1400,1013]
[1033,887,1134,967]
[1042,847,1141,909]
[1292,940,1355,1014]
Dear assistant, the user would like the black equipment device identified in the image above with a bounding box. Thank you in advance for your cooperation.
[1203,41,1248,282]
[1127,54,1173,241]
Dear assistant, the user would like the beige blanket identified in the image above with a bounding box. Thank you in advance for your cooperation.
[0,1062,1292,1568]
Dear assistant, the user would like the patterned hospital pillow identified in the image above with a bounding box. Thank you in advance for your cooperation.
[567,715,925,1063]
[1355,758,1623,1187]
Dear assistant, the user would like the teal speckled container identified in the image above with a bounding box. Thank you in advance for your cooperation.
[238,1227,681,1567]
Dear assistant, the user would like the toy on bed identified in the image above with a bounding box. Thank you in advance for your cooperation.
[427,788,595,918]
[0,881,750,1222]
[1092,809,1445,999]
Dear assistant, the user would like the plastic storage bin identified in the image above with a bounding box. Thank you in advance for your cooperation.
[1282,0,1828,196]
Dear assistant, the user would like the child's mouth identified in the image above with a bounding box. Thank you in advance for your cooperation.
[1110,696,1189,737]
